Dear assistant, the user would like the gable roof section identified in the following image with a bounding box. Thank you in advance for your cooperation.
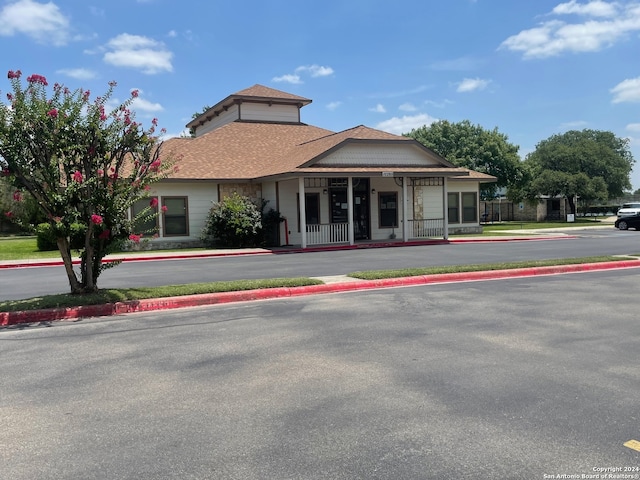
[162,123,476,181]
[186,84,312,129]
[162,122,333,180]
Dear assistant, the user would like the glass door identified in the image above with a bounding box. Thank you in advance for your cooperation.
[353,178,370,240]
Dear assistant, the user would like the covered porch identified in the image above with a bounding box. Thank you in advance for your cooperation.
[291,174,458,249]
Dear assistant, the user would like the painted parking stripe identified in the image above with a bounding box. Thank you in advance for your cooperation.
[624,439,640,452]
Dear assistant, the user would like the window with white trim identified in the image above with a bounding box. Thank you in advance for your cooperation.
[447,192,459,223]
[162,197,189,236]
[462,192,477,223]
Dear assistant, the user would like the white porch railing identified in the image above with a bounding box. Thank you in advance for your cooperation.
[409,218,444,238]
[306,223,349,245]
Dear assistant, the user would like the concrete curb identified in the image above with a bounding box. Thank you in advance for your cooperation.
[2,259,639,327]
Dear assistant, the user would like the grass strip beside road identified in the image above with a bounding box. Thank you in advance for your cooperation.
[1,255,635,313]
[0,278,323,313]
[348,255,630,280]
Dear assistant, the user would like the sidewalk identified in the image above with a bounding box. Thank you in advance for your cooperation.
[4,224,634,327]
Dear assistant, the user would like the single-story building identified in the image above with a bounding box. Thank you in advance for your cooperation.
[141,84,496,248]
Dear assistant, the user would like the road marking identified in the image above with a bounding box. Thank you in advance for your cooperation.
[624,439,640,452]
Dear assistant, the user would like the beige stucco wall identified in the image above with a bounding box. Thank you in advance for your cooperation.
[316,144,443,167]
[147,181,218,243]
[447,180,481,233]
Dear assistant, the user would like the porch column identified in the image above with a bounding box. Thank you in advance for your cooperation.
[299,177,307,248]
[347,177,354,245]
[443,177,449,240]
[402,176,409,242]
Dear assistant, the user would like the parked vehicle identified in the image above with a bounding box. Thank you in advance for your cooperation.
[616,202,640,217]
[615,214,640,230]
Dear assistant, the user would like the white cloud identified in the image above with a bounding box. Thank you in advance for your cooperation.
[131,97,164,113]
[500,2,640,58]
[626,123,640,132]
[611,77,640,103]
[399,103,417,112]
[57,68,97,80]
[326,101,342,111]
[272,74,302,84]
[376,113,439,135]
[552,0,619,17]
[456,77,491,93]
[0,0,70,46]
[369,104,386,113]
[103,33,173,74]
[274,64,334,85]
[295,65,334,78]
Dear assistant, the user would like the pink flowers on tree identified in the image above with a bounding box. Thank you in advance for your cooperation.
[0,69,172,293]
[26,74,47,86]
[128,233,142,243]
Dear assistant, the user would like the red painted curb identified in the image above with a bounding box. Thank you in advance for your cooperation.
[2,260,639,327]
[0,236,574,270]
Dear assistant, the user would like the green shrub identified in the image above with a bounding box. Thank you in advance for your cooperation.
[201,193,263,247]
[261,203,284,246]
[36,223,57,251]
[36,222,87,251]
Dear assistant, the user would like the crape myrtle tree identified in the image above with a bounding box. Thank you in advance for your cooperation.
[521,129,634,215]
[405,120,524,199]
[0,70,172,294]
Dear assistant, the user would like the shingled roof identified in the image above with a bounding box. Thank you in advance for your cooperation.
[185,84,312,130]
[168,84,496,183]
[162,122,484,181]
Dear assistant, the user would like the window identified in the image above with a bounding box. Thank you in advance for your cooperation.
[297,192,321,232]
[131,198,159,235]
[305,193,320,225]
[162,197,189,236]
[462,192,477,223]
[379,192,398,228]
[448,192,459,223]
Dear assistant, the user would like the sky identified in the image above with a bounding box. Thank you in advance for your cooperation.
[1,0,640,191]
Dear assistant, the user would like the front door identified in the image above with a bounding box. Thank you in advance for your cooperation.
[353,178,370,240]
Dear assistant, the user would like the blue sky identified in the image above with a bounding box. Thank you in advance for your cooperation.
[1,0,640,190]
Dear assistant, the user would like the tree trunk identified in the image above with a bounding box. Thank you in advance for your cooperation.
[57,237,82,294]
[567,196,576,216]
[81,225,98,293]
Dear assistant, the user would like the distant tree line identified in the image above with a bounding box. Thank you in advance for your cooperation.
[405,120,635,215]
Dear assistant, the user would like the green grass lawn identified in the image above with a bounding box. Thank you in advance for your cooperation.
[0,278,324,312]
[348,255,630,280]
[454,219,611,236]
[0,237,62,260]
[0,236,206,261]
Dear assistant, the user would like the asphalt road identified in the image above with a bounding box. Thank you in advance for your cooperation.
[2,269,639,479]
[1,227,639,300]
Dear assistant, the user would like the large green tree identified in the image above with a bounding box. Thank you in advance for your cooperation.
[404,119,524,198]
[0,70,171,294]
[522,129,634,215]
